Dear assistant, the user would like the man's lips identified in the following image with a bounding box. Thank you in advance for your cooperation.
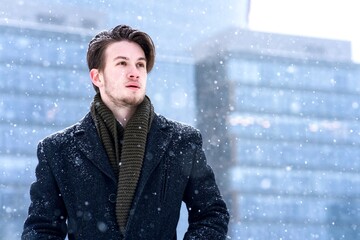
[125,83,140,89]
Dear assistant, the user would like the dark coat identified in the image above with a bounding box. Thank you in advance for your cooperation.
[22,113,229,240]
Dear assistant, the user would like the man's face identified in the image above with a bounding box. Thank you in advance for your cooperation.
[92,40,148,108]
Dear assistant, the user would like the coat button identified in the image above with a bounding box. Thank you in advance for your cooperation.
[108,193,116,203]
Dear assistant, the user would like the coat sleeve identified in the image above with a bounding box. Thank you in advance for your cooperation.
[182,130,230,240]
[22,140,68,240]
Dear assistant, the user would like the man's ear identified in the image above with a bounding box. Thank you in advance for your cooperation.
[90,69,103,88]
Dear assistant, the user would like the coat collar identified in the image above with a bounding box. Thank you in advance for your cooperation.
[72,112,172,186]
[73,112,117,182]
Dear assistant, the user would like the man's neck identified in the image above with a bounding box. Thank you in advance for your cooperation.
[112,107,136,127]
[99,94,138,127]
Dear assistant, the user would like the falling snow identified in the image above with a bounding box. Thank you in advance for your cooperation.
[1,0,360,240]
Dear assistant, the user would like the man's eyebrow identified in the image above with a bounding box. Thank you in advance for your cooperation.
[113,56,128,61]
[113,56,147,61]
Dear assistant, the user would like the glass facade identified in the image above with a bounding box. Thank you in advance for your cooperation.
[0,24,92,239]
[195,31,360,239]
[0,23,198,238]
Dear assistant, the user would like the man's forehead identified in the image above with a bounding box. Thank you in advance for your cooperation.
[105,41,145,58]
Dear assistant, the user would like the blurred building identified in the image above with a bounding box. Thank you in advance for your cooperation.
[0,19,195,240]
[0,17,94,240]
[194,28,360,239]
[0,0,249,239]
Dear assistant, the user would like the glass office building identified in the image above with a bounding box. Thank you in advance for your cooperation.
[0,23,197,240]
[0,22,94,239]
[0,0,248,238]
[194,28,360,239]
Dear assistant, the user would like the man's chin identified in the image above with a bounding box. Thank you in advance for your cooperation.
[123,95,145,106]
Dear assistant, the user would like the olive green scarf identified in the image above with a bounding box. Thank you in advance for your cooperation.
[90,93,154,234]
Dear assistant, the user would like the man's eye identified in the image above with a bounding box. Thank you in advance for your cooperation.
[137,62,146,68]
[117,61,126,66]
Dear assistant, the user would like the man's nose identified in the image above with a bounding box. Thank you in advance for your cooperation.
[127,66,140,79]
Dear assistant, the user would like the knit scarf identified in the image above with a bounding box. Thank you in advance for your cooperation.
[90,93,154,234]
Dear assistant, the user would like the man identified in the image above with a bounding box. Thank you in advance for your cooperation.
[22,25,229,240]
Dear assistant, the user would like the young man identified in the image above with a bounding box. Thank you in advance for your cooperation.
[22,25,229,240]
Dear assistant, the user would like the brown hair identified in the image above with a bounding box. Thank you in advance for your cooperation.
[87,25,156,92]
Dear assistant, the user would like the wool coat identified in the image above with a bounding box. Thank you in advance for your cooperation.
[22,112,229,240]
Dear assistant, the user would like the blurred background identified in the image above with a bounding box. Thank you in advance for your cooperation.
[1,0,359,239]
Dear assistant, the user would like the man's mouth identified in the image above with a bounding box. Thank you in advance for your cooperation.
[126,83,140,89]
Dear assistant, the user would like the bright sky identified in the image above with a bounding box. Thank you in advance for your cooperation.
[249,0,360,63]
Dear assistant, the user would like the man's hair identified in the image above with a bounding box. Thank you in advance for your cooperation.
[87,25,156,92]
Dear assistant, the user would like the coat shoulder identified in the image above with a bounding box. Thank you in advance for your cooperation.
[155,114,202,142]
[39,113,92,149]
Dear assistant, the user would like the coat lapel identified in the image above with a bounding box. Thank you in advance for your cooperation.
[73,113,117,183]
